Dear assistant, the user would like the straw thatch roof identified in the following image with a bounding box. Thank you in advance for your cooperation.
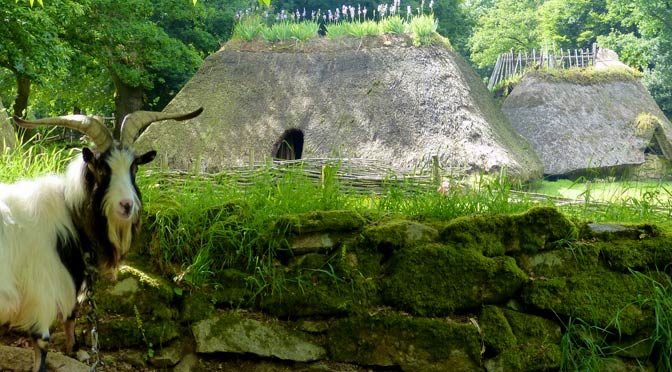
[136,35,542,180]
[502,70,672,176]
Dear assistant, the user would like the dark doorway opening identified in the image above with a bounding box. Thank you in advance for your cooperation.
[273,129,304,160]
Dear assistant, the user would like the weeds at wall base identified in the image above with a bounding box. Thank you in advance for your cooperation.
[557,271,672,371]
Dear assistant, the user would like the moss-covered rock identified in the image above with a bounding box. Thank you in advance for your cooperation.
[287,233,338,255]
[180,291,216,324]
[382,244,528,315]
[481,306,562,371]
[597,234,672,272]
[581,223,659,241]
[481,306,562,368]
[96,265,176,320]
[517,243,601,278]
[96,316,180,349]
[274,210,366,234]
[259,269,379,317]
[440,207,577,256]
[363,219,439,251]
[210,268,255,306]
[522,268,657,336]
[192,311,326,362]
[328,314,481,371]
[480,306,517,354]
[259,244,382,317]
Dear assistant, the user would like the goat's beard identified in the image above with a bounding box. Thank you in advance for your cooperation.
[102,212,137,281]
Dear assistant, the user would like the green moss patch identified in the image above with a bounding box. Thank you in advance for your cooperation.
[259,270,379,318]
[210,268,255,307]
[382,244,528,315]
[480,306,517,353]
[363,219,439,251]
[597,234,672,272]
[516,243,601,278]
[97,317,180,350]
[529,67,642,85]
[274,210,367,234]
[96,265,176,319]
[440,207,577,256]
[522,268,657,336]
[481,306,562,371]
[328,314,481,371]
[180,291,216,324]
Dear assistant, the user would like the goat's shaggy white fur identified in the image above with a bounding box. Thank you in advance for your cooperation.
[0,165,82,338]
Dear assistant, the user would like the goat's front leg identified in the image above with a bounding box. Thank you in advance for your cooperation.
[31,331,49,372]
[64,306,79,355]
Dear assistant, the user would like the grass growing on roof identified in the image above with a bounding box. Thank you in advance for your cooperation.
[408,14,438,46]
[231,14,265,41]
[261,21,319,42]
[530,66,642,85]
[633,113,661,136]
[380,15,407,34]
[231,12,442,46]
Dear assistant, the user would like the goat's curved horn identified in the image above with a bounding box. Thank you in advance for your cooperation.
[120,107,203,146]
[13,115,113,152]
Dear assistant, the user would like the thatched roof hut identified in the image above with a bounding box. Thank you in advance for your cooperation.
[502,69,672,177]
[136,35,542,180]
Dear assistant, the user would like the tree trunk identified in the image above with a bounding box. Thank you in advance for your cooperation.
[111,71,144,138]
[12,74,30,118]
[13,73,34,142]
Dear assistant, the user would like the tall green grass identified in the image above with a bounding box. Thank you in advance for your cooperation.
[559,271,672,371]
[139,163,362,288]
[0,135,77,183]
[137,161,672,291]
[633,271,672,371]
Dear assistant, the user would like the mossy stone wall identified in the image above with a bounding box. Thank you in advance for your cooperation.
[91,206,669,370]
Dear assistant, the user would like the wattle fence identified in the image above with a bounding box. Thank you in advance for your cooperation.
[487,43,598,90]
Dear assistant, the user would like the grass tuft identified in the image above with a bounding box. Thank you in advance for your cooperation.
[633,113,661,137]
[231,15,265,41]
[408,14,438,46]
[380,15,407,35]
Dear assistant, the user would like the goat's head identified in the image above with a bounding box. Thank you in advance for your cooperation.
[14,108,203,277]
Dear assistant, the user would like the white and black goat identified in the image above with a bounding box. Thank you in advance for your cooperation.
[0,107,202,371]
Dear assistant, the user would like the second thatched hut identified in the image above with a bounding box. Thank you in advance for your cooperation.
[502,68,672,178]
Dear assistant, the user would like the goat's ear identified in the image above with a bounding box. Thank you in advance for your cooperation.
[135,150,157,166]
[82,148,95,164]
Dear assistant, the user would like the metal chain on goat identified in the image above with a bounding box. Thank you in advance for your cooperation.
[83,252,101,372]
